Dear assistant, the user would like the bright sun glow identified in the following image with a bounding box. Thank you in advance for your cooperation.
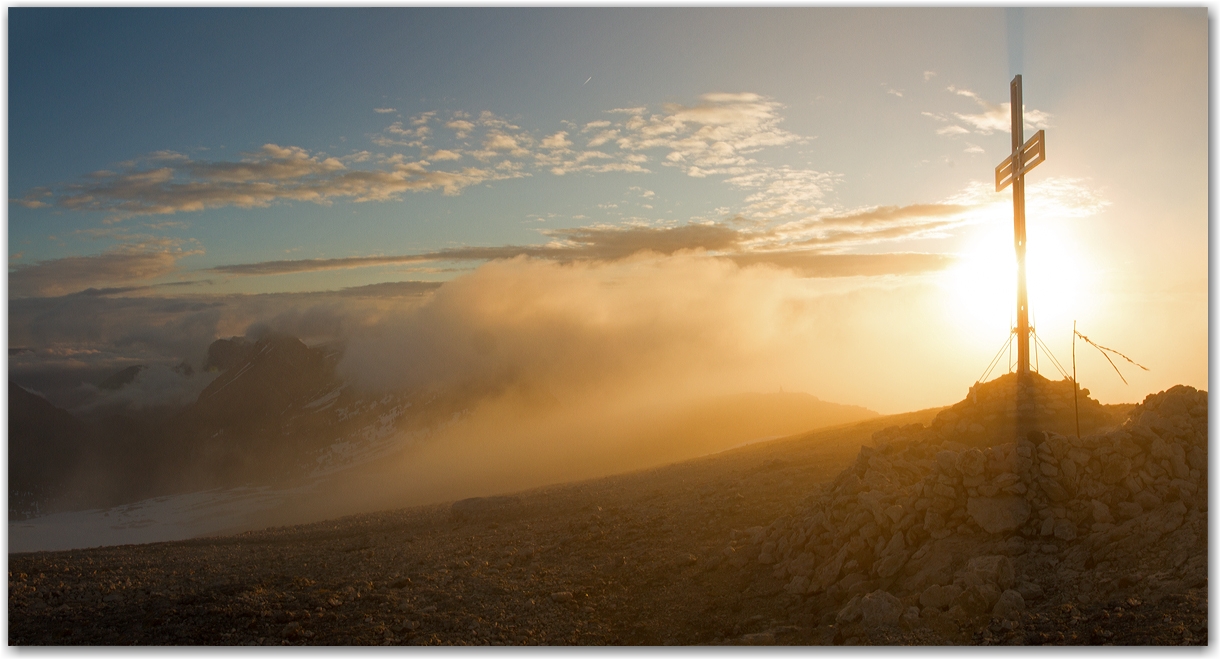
[940,195,1099,370]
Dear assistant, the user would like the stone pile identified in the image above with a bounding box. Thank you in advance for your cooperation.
[724,374,1208,642]
[929,373,1113,446]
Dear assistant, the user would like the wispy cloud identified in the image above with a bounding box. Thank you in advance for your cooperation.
[209,254,433,277]
[203,213,972,282]
[725,167,840,221]
[925,85,1051,138]
[767,203,977,252]
[612,93,801,177]
[209,223,745,277]
[9,244,202,298]
[18,92,810,220]
[728,251,955,278]
[377,93,803,180]
[23,144,519,217]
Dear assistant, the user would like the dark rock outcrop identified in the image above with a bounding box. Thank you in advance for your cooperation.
[98,365,148,391]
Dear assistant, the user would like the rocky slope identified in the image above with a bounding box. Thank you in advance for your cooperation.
[725,373,1207,644]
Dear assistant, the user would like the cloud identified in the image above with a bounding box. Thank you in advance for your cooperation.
[540,131,572,150]
[208,223,746,277]
[446,119,475,138]
[777,203,977,250]
[335,281,444,297]
[527,93,802,178]
[613,92,800,177]
[726,167,840,220]
[333,253,969,420]
[8,282,443,410]
[374,108,397,114]
[927,86,1051,137]
[28,144,517,216]
[729,251,955,278]
[9,246,201,298]
[208,254,433,276]
[18,93,807,220]
[945,177,1110,219]
[11,187,52,208]
[9,249,975,425]
[474,131,533,160]
[202,213,965,285]
[338,254,825,396]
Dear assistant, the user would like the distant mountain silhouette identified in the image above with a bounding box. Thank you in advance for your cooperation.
[98,365,147,390]
[203,336,255,372]
[9,383,86,517]
[169,333,345,489]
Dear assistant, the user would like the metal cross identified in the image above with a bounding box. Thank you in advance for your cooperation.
[994,74,1045,375]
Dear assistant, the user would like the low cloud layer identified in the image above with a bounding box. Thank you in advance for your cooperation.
[332,253,979,416]
[9,252,978,416]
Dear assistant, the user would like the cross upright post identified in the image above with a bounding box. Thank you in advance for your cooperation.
[995,74,1046,377]
[1011,76,1030,375]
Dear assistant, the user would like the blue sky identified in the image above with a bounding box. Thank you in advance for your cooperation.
[7,8,1208,411]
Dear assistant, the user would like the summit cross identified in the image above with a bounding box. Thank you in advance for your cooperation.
[994,74,1046,375]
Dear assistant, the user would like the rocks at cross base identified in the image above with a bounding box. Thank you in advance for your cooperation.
[725,373,1208,643]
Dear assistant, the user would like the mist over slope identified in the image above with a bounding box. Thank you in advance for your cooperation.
[8,377,879,551]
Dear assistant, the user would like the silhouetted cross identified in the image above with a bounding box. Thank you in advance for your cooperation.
[994,74,1045,376]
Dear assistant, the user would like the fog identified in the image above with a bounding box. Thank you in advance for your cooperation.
[12,252,1022,549]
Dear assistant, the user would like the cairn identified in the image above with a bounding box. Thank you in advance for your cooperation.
[724,374,1207,642]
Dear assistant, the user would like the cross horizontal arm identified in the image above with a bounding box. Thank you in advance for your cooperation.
[995,129,1046,192]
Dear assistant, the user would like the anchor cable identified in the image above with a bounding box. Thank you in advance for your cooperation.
[1033,332,1070,380]
[978,330,1016,384]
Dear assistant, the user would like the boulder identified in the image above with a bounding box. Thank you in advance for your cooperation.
[992,590,1026,620]
[958,448,985,477]
[1040,479,1071,502]
[1053,519,1077,541]
[1103,456,1132,485]
[964,555,1015,590]
[836,595,863,625]
[1016,581,1044,601]
[919,584,953,610]
[859,590,904,628]
[809,545,849,593]
[966,496,1031,534]
[953,586,990,616]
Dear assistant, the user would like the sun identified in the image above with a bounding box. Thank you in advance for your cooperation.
[940,198,1099,362]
